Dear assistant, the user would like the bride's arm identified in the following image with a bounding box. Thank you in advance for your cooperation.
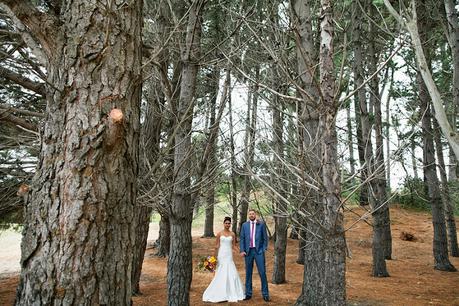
[214,232,220,256]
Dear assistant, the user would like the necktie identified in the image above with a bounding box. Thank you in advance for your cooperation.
[250,221,255,248]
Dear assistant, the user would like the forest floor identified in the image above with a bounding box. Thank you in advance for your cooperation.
[1,205,458,305]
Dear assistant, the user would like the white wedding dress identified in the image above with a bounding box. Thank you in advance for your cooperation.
[202,235,245,303]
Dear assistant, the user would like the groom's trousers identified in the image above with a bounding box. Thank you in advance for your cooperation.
[245,248,269,298]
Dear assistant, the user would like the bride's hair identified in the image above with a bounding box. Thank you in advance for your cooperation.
[223,217,231,223]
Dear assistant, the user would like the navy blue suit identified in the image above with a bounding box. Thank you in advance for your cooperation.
[239,220,269,298]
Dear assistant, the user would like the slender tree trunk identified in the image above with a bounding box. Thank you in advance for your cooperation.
[433,119,459,257]
[271,71,287,285]
[295,1,346,304]
[11,1,143,304]
[415,0,455,272]
[227,78,239,234]
[352,1,369,207]
[419,74,456,271]
[346,105,356,176]
[385,68,394,191]
[368,4,392,262]
[168,2,205,305]
[203,66,220,238]
[132,73,164,294]
[132,205,153,294]
[238,67,259,233]
[353,0,389,277]
[411,135,419,179]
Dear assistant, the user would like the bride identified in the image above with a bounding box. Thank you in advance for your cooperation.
[202,217,245,303]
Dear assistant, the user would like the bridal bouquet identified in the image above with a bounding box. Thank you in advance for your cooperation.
[198,255,217,272]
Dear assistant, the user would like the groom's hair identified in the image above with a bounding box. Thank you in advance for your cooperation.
[248,208,257,214]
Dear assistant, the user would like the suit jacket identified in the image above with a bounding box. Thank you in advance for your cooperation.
[239,220,268,254]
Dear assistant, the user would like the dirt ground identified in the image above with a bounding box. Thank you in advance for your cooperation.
[1,206,458,305]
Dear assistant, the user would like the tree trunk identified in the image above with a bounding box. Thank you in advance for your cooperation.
[419,74,456,271]
[10,1,143,304]
[132,72,164,294]
[433,119,459,257]
[155,214,171,257]
[291,0,321,268]
[228,81,239,234]
[353,0,389,277]
[351,0,369,207]
[368,3,392,262]
[203,187,215,237]
[132,205,153,294]
[415,0,455,271]
[295,1,346,304]
[271,69,287,285]
[167,2,205,305]
[238,67,259,233]
[203,66,220,238]
[346,105,356,176]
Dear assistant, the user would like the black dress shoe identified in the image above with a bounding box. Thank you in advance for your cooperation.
[243,296,252,300]
[263,296,270,302]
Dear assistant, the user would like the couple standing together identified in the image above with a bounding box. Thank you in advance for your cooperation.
[202,209,270,303]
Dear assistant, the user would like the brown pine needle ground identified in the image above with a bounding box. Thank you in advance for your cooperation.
[1,206,458,305]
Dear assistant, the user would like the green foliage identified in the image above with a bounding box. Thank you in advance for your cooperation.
[394,177,429,211]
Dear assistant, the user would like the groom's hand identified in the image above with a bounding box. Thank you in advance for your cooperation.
[240,251,246,257]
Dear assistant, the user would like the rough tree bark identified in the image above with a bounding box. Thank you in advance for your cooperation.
[295,0,347,304]
[291,0,321,267]
[4,1,143,305]
[167,1,205,305]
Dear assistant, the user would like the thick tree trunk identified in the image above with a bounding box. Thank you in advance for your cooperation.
[12,1,142,305]
[291,0,321,267]
[295,1,346,304]
[167,2,205,305]
[433,119,459,257]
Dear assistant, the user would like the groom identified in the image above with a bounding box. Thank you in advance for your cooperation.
[240,208,270,302]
